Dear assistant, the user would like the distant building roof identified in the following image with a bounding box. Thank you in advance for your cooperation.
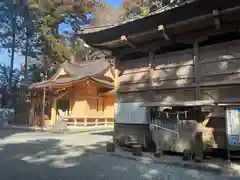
[29,58,113,89]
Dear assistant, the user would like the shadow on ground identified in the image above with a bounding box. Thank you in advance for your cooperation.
[0,132,238,179]
[90,130,114,136]
[0,138,113,180]
[0,128,35,139]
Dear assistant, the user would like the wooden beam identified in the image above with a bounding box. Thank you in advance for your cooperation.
[158,25,170,40]
[193,41,200,100]
[121,35,137,48]
[86,5,240,52]
[213,10,221,30]
[148,52,154,101]
[55,91,68,100]
[90,45,113,56]
[100,49,113,56]
[139,100,215,107]
[119,35,150,53]
[116,24,239,57]
[148,52,154,86]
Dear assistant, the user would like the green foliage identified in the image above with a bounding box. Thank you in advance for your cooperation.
[0,0,154,85]
[204,137,214,148]
[140,6,150,17]
[0,64,22,88]
[0,0,101,85]
[120,0,151,20]
[27,0,74,63]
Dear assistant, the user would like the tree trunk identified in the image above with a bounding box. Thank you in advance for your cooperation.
[29,101,36,126]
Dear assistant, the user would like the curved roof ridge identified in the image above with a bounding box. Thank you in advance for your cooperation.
[62,61,84,68]
[76,58,107,66]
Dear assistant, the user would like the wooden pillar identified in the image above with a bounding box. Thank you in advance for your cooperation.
[98,98,103,117]
[29,100,36,126]
[148,52,154,101]
[149,52,154,85]
[193,41,200,100]
[113,59,119,144]
[70,86,74,115]
[194,131,204,162]
[114,69,119,90]
[193,40,205,162]
[50,99,57,125]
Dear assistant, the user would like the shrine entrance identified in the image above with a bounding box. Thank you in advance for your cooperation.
[56,99,70,121]
[140,100,215,153]
[150,106,201,152]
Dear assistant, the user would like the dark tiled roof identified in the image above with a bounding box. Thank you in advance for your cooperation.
[61,58,110,77]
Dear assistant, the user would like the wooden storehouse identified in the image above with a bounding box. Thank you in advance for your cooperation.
[79,0,240,155]
[28,58,115,127]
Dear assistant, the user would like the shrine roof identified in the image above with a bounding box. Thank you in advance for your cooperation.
[29,58,113,89]
[78,0,240,57]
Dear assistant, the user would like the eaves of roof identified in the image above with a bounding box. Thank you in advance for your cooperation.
[78,0,240,49]
[29,76,113,90]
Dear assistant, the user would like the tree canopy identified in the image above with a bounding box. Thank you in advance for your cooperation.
[1,0,95,62]
[0,0,186,84]
[0,0,99,83]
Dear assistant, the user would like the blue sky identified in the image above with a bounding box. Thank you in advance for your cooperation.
[0,0,123,69]
[105,0,124,7]
[0,49,22,69]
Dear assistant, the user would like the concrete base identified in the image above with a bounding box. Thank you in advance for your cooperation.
[183,150,192,161]
[106,142,115,152]
[154,152,162,157]
[115,123,151,149]
[132,144,142,157]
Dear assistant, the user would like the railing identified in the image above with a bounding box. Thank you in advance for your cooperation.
[150,123,179,138]
[61,115,114,127]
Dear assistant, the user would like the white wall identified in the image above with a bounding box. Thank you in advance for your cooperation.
[114,102,149,124]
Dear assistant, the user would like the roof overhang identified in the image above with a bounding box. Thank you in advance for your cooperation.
[218,98,240,106]
[99,89,116,96]
[29,76,113,90]
[139,100,215,107]
[139,98,240,107]
[79,0,240,56]
[29,59,114,90]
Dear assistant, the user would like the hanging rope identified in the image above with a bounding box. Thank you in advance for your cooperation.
[155,108,195,120]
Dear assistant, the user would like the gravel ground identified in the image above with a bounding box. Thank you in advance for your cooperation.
[0,129,238,180]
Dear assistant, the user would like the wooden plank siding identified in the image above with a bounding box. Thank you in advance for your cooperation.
[153,49,194,89]
[118,49,194,92]
[115,40,240,150]
[117,90,196,103]
[198,39,240,150]
[200,40,240,83]
[70,83,115,118]
[119,57,150,92]
[117,40,240,103]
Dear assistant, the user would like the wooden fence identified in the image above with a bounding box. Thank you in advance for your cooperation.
[62,116,114,127]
